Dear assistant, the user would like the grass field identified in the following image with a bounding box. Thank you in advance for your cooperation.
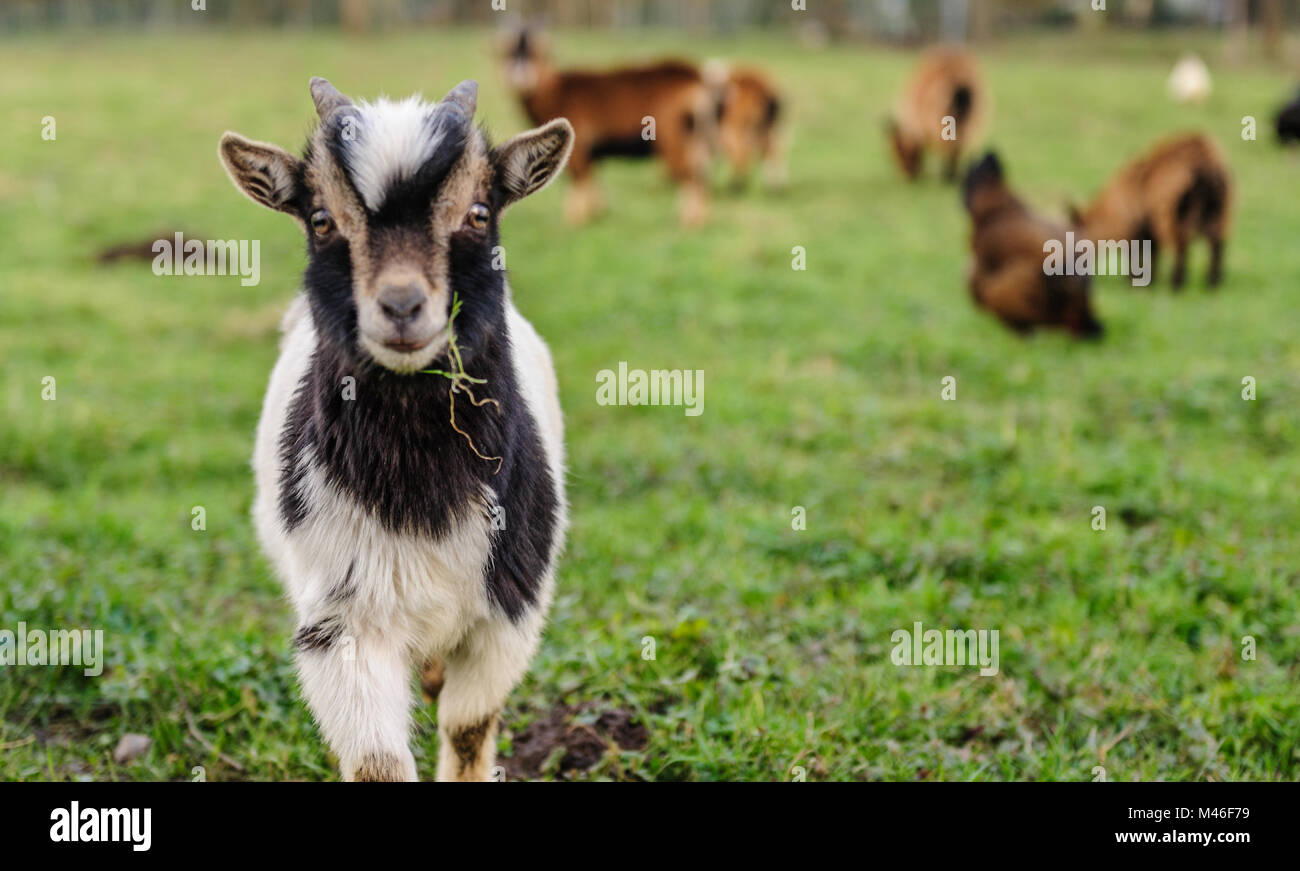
[2,27,1298,781]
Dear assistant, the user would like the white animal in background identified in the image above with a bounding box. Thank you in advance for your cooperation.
[1168,54,1212,104]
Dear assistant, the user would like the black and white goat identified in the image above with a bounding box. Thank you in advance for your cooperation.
[218,77,572,781]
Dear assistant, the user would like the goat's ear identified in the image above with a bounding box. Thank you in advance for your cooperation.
[491,118,574,212]
[218,132,303,215]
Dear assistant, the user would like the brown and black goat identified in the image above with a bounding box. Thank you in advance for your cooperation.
[1071,133,1231,289]
[500,27,713,225]
[888,47,989,182]
[963,152,1103,339]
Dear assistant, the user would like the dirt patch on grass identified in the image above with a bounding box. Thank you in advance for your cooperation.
[499,703,650,781]
[95,230,204,265]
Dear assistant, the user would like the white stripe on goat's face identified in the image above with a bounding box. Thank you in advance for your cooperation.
[341,96,448,213]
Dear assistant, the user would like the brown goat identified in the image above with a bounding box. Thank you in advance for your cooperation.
[963,153,1103,339]
[500,28,712,225]
[708,62,786,190]
[889,47,989,182]
[1072,133,1231,289]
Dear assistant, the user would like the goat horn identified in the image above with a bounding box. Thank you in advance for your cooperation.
[310,77,353,120]
[440,80,478,118]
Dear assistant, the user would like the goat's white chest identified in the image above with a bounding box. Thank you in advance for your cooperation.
[250,295,561,659]
[277,462,495,654]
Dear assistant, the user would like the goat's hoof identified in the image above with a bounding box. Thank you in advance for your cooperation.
[348,752,417,782]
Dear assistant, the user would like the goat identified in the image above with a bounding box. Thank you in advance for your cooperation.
[888,46,989,182]
[963,152,1103,339]
[1071,133,1231,289]
[706,61,787,191]
[218,77,572,781]
[500,26,712,225]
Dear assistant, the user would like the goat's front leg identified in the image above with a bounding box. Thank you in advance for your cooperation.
[436,614,544,782]
[295,624,417,782]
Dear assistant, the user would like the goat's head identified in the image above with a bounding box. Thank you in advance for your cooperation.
[885,119,922,181]
[1050,276,1104,340]
[499,24,551,92]
[961,150,1007,216]
[219,77,573,373]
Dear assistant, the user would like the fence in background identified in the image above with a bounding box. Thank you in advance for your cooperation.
[0,0,1291,48]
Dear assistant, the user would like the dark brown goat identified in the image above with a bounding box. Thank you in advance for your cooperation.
[963,153,1103,339]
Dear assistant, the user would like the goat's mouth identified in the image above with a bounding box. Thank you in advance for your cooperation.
[359,328,449,374]
[382,336,432,353]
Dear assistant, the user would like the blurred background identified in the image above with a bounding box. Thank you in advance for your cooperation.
[1,0,1297,52]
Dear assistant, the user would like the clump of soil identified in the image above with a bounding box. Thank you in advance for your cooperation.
[499,703,650,781]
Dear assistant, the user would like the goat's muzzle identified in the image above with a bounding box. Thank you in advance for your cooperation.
[356,273,448,372]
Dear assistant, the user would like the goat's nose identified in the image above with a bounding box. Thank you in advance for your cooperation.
[378,284,425,324]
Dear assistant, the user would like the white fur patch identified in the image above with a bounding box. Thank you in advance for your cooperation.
[342,95,442,212]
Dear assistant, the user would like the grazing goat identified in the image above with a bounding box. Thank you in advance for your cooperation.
[1071,133,1231,289]
[219,77,571,781]
[1276,87,1300,144]
[963,152,1103,339]
[501,27,712,225]
[707,61,787,191]
[888,47,989,182]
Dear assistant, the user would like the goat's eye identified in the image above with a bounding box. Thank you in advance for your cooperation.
[466,203,490,230]
[310,209,334,236]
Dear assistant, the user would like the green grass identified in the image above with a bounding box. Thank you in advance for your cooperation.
[2,27,1298,781]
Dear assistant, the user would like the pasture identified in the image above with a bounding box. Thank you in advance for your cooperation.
[1,27,1298,781]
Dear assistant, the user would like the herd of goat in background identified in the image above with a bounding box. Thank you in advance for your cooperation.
[498,26,1300,340]
[500,26,785,225]
[895,46,1233,338]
